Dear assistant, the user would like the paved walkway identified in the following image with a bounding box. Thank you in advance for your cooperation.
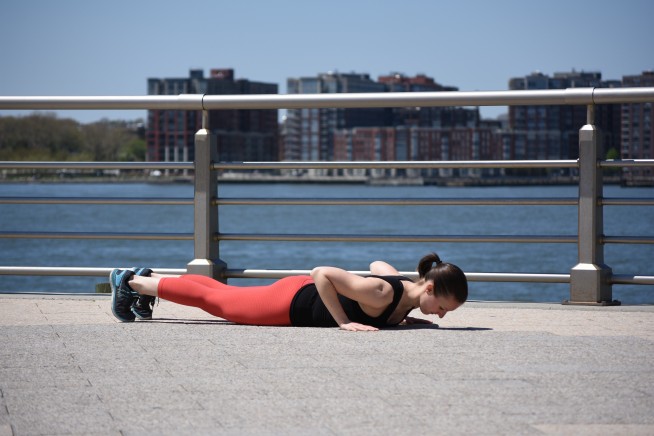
[1,295,653,435]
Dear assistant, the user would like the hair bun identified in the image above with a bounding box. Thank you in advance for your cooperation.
[417,252,443,278]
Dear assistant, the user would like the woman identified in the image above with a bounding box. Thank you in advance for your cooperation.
[109,253,468,332]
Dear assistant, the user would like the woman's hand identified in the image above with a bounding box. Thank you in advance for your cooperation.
[339,322,379,332]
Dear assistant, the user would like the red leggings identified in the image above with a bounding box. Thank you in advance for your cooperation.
[158,274,314,326]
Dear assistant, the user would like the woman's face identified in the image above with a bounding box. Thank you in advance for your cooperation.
[419,291,461,318]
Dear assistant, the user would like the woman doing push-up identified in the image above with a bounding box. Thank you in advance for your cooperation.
[109,253,468,331]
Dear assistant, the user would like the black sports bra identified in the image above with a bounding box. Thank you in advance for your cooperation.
[289,275,413,328]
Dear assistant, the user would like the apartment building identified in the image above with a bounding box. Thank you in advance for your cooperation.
[507,71,621,164]
[621,71,654,181]
[378,73,463,128]
[283,72,389,164]
[333,125,502,179]
[283,72,482,176]
[146,69,278,164]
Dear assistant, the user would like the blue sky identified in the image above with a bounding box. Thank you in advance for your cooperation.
[1,0,652,123]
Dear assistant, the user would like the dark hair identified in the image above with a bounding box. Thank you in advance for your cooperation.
[417,253,468,304]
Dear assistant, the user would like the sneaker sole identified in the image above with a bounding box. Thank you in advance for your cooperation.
[110,269,135,322]
[132,311,152,321]
[131,303,153,320]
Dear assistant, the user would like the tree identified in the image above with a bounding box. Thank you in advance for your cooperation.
[0,113,145,162]
[119,138,147,161]
[604,147,621,175]
[605,147,620,161]
[0,113,85,160]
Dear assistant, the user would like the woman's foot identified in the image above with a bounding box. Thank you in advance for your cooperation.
[109,269,137,322]
[129,268,157,320]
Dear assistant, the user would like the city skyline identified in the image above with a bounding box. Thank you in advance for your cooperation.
[144,68,650,184]
[1,0,652,123]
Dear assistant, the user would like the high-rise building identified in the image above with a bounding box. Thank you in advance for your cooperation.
[621,71,653,182]
[508,71,621,164]
[283,72,389,162]
[283,72,482,168]
[376,73,478,128]
[146,70,204,164]
[327,73,487,178]
[147,69,278,164]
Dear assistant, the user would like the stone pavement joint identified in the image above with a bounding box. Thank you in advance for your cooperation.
[0,295,653,435]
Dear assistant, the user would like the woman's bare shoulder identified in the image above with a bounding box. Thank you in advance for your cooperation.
[369,260,400,276]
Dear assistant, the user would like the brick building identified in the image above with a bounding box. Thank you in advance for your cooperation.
[283,72,389,164]
[333,125,503,179]
[508,71,621,164]
[621,71,654,181]
[147,69,278,164]
[283,72,482,176]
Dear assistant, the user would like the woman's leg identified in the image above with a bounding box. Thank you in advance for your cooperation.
[150,273,181,279]
[129,274,239,296]
[147,275,313,326]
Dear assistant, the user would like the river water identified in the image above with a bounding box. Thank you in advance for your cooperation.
[0,182,652,304]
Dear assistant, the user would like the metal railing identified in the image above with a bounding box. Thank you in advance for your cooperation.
[1,87,654,304]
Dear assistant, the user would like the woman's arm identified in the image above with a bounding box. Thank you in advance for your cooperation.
[369,260,400,276]
[310,266,393,332]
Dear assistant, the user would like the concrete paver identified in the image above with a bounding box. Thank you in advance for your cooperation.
[0,295,653,435]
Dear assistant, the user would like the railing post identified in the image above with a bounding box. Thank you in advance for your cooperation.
[187,110,226,281]
[568,105,617,305]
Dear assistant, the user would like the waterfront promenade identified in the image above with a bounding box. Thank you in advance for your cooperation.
[1,294,653,435]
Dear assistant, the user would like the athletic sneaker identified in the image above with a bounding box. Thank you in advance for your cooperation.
[132,295,157,320]
[130,268,156,320]
[109,269,137,322]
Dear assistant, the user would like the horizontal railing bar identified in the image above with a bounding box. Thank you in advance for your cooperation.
[0,186,645,210]
[214,160,578,170]
[601,198,654,206]
[225,269,572,283]
[466,272,571,283]
[600,159,654,168]
[216,233,577,243]
[602,236,654,244]
[225,269,319,279]
[1,160,650,171]
[0,161,194,170]
[3,266,650,286]
[0,94,205,110]
[0,197,193,205]
[202,89,603,109]
[0,266,187,277]
[610,274,654,285]
[592,87,654,104]
[215,197,578,206]
[1,88,653,110]
[0,232,193,240]
[2,159,651,171]
[4,215,646,244]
